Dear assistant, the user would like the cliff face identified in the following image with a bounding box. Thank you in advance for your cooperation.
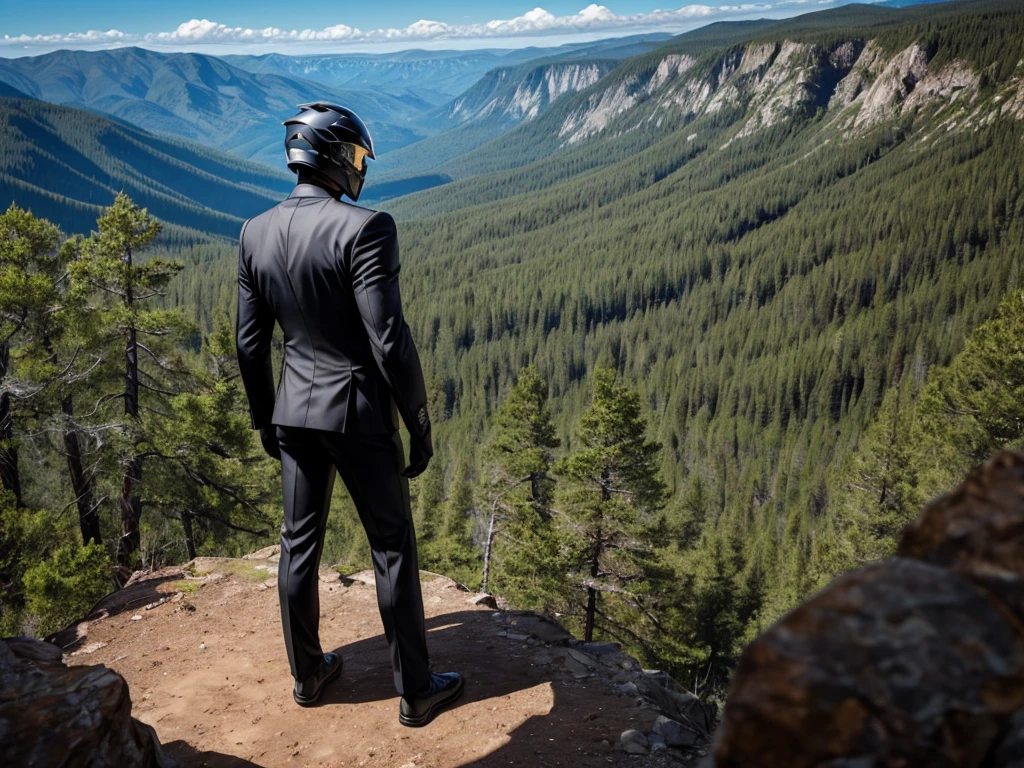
[555,37,994,147]
[41,550,712,767]
[441,60,617,128]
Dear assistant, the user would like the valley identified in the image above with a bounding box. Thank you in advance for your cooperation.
[0,0,1021,708]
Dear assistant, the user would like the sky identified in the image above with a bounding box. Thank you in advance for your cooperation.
[0,1,893,55]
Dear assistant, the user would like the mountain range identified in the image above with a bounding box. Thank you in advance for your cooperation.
[1,0,1022,702]
[0,96,292,238]
[220,34,671,100]
[0,47,435,169]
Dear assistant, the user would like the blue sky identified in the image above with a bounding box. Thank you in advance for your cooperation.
[6,2,667,34]
[0,1,891,55]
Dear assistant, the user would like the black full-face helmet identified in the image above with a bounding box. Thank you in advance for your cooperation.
[283,102,375,201]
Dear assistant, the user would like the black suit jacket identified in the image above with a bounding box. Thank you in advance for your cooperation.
[235,182,430,441]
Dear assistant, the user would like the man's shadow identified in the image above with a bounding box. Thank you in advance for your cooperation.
[313,610,649,767]
[165,609,653,767]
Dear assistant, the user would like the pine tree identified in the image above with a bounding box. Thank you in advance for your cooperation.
[554,367,666,642]
[144,313,278,561]
[0,204,72,510]
[838,380,924,563]
[421,461,479,587]
[0,205,111,544]
[68,193,193,581]
[480,365,560,594]
[917,289,1024,466]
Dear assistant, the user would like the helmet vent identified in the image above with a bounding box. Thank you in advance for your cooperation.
[286,133,315,151]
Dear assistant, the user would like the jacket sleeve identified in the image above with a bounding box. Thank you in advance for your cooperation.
[350,211,431,440]
[235,220,277,430]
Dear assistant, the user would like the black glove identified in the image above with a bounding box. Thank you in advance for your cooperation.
[259,426,281,461]
[402,426,433,479]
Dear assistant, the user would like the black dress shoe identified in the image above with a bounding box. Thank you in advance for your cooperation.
[399,671,465,727]
[293,652,343,706]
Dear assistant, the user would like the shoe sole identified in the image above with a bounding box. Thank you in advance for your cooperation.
[293,658,343,707]
[398,676,465,727]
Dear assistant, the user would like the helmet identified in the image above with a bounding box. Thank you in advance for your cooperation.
[283,102,376,201]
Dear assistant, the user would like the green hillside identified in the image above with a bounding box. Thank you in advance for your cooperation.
[380,0,1019,211]
[230,0,1024,677]
[0,47,433,169]
[2,0,1023,694]
[0,96,291,237]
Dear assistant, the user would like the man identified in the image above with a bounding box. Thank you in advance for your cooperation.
[235,102,464,727]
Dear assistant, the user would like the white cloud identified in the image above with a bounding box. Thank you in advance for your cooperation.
[0,2,850,52]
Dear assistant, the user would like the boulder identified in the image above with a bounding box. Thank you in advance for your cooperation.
[0,637,172,767]
[654,714,700,747]
[714,450,1024,768]
[620,729,649,755]
[635,670,714,735]
[648,732,668,753]
[898,450,1024,621]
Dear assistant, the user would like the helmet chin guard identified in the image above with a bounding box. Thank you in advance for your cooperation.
[283,102,375,201]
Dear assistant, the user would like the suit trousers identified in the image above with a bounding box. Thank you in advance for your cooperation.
[274,424,432,697]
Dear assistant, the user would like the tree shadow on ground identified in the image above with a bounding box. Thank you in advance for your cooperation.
[47,573,188,654]
[163,741,265,767]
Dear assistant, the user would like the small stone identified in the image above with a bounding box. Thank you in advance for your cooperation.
[130,614,142,621]
[620,729,649,755]
[198,643,206,650]
[654,715,699,747]
[617,681,639,696]
[580,641,620,655]
[505,632,529,642]
[564,656,591,678]
[649,733,667,753]
[468,593,497,608]
[566,648,596,667]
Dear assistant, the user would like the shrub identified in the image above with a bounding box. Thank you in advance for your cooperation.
[22,541,113,637]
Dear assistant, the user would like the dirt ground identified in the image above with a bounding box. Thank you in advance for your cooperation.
[55,553,698,768]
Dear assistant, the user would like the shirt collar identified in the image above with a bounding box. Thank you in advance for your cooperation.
[287,182,339,200]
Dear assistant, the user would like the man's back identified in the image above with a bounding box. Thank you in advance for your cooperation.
[235,102,460,723]
[236,181,427,438]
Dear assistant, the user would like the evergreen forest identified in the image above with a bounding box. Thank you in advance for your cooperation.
[1,0,1022,701]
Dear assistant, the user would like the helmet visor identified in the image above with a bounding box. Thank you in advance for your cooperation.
[333,142,371,173]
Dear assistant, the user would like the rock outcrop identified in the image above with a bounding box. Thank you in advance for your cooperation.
[712,450,1024,767]
[46,548,711,767]
[0,635,172,768]
[555,33,993,148]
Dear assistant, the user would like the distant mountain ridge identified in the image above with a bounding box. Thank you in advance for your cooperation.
[0,47,433,169]
[221,34,671,99]
[0,95,292,237]
[366,57,621,191]
[376,0,1018,209]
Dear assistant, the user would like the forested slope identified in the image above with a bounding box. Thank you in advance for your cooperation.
[0,47,433,167]
[4,0,1022,696]
[216,0,1024,678]
[0,97,291,236]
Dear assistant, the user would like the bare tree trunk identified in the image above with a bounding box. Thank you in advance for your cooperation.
[182,511,197,560]
[61,394,101,545]
[585,530,599,642]
[0,343,23,508]
[482,499,498,594]
[585,471,612,643]
[116,249,143,583]
[40,332,101,546]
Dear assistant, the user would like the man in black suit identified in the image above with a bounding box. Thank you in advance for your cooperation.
[235,102,463,726]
